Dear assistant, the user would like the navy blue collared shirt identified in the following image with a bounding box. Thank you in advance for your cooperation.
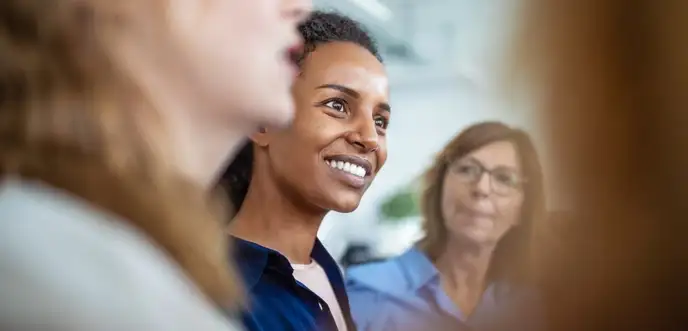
[232,237,356,331]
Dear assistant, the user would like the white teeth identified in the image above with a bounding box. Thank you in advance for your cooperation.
[325,159,367,178]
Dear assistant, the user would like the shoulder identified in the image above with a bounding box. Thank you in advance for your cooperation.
[0,179,132,262]
[346,255,408,295]
[0,180,241,330]
[346,248,433,296]
[345,252,422,330]
[0,179,171,275]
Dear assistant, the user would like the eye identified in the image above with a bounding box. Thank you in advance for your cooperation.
[374,116,389,129]
[323,99,346,112]
[453,162,481,177]
[493,170,522,188]
[459,164,480,176]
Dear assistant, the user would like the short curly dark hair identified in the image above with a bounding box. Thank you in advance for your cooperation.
[295,11,382,65]
[219,11,382,213]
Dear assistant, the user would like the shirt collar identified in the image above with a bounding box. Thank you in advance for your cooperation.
[399,247,441,291]
[232,237,281,289]
[402,247,511,304]
[232,236,354,329]
[231,236,341,290]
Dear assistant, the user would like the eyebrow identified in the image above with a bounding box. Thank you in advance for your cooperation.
[316,84,391,113]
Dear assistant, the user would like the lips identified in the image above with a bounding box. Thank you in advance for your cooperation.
[465,209,495,218]
[286,43,304,67]
[324,155,373,177]
[324,154,374,189]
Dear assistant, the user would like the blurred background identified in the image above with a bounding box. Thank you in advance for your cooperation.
[312,0,552,267]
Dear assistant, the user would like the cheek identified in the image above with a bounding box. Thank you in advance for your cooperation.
[290,110,342,148]
[167,3,251,88]
[440,178,461,217]
[272,119,326,161]
[199,1,283,74]
[375,146,388,172]
[294,119,330,145]
[496,196,524,226]
[225,0,276,29]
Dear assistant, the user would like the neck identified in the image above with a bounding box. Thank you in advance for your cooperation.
[435,237,496,293]
[229,169,328,265]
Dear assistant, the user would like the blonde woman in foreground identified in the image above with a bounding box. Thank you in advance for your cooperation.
[516,0,688,330]
[0,0,310,330]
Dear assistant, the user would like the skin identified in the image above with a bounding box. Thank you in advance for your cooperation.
[231,41,390,264]
[436,140,525,316]
[108,0,311,186]
[442,140,525,245]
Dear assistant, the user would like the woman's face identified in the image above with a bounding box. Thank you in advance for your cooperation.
[165,0,311,127]
[257,41,390,213]
[441,141,526,245]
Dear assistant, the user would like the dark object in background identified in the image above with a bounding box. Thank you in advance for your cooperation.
[340,243,387,268]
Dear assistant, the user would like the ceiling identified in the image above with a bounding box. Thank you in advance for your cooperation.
[313,0,519,87]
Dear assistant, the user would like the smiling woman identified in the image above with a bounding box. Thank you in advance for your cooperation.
[219,11,389,331]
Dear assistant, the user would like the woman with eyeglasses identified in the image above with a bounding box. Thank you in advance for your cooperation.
[346,121,546,331]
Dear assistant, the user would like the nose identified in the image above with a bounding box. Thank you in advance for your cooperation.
[281,0,313,22]
[345,116,380,153]
[471,172,492,198]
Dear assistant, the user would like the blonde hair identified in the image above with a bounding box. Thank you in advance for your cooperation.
[417,121,545,286]
[0,0,241,305]
[516,0,688,329]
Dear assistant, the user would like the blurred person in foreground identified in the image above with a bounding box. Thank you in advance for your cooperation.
[0,0,310,329]
[514,0,688,330]
[221,11,389,331]
[347,122,545,331]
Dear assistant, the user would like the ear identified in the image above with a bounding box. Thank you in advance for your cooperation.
[249,127,271,147]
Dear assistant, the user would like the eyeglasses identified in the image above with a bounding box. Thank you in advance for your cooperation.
[448,158,526,196]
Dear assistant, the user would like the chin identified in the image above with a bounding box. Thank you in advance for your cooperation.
[455,227,495,246]
[469,232,501,247]
[328,195,363,214]
[252,98,294,128]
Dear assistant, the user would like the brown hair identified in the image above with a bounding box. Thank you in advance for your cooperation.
[515,0,688,329]
[417,121,545,286]
[0,1,240,305]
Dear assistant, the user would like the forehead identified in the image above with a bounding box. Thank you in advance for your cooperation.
[465,140,520,170]
[297,41,389,96]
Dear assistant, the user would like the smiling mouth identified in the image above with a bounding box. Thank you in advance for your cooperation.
[324,154,373,179]
[325,159,367,178]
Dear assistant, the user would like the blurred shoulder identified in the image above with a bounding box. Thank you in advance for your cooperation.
[345,256,406,330]
[0,179,242,330]
[346,253,410,295]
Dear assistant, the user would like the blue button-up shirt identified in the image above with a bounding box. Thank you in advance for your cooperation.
[346,248,542,331]
[232,237,356,331]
